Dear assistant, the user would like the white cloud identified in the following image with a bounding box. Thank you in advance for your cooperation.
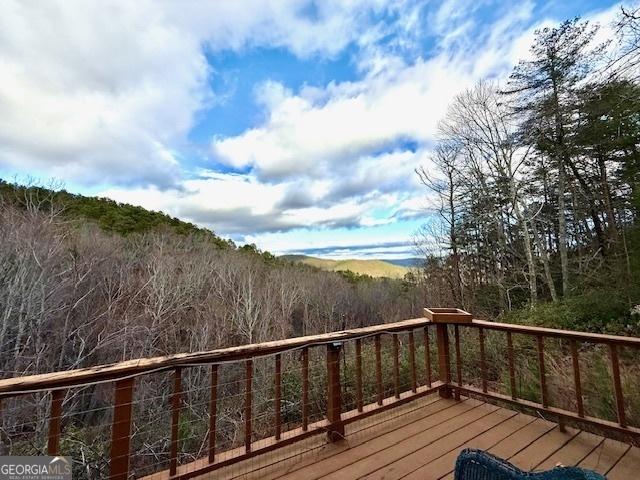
[101,169,387,236]
[102,0,550,244]
[212,57,461,179]
[0,0,397,186]
[0,1,211,186]
[211,2,543,184]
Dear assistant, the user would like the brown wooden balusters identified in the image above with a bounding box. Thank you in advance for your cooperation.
[302,347,309,431]
[326,343,344,442]
[408,331,417,393]
[245,359,253,453]
[424,327,432,387]
[375,334,383,405]
[209,364,218,463]
[47,389,65,455]
[570,340,584,418]
[393,334,400,399]
[109,378,135,480]
[170,367,182,476]
[536,335,548,408]
[454,325,462,400]
[506,331,516,400]
[436,324,451,398]
[479,328,487,393]
[275,354,282,440]
[609,343,626,427]
[355,338,363,412]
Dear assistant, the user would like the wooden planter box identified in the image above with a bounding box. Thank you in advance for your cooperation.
[423,307,473,324]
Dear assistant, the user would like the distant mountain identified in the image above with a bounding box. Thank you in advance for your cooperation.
[281,255,411,279]
[383,258,423,267]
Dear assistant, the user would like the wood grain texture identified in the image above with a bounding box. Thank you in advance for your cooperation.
[302,347,309,431]
[507,330,517,400]
[609,343,626,428]
[571,340,584,418]
[245,359,253,453]
[375,334,383,406]
[109,378,135,480]
[208,364,218,463]
[408,331,417,393]
[170,367,182,476]
[47,389,65,456]
[355,338,363,412]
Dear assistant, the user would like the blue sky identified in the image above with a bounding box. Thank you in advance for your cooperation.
[0,0,622,259]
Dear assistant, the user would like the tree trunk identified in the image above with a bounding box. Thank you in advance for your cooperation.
[449,176,464,308]
[532,220,558,301]
[598,154,618,243]
[511,186,537,304]
[563,154,607,257]
[550,68,570,296]
[558,162,570,296]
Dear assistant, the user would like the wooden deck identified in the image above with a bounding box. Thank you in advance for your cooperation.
[198,394,638,480]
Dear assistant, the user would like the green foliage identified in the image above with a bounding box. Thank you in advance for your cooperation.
[0,178,235,248]
[336,269,374,284]
[501,293,635,335]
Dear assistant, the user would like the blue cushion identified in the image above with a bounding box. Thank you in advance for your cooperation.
[454,449,606,480]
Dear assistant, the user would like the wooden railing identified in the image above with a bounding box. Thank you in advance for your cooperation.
[443,319,640,443]
[0,314,638,479]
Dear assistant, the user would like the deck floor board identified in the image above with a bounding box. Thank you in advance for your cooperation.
[607,446,640,480]
[192,394,636,480]
[402,413,536,480]
[577,438,630,474]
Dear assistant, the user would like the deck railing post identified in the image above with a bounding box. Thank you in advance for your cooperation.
[47,389,65,456]
[302,347,309,431]
[245,359,253,453]
[424,327,432,387]
[454,325,462,401]
[375,334,383,405]
[609,343,626,428]
[355,339,363,412]
[109,378,135,480]
[479,327,487,394]
[537,335,548,408]
[169,367,183,476]
[408,331,417,393]
[275,354,282,440]
[570,340,584,418]
[208,364,218,463]
[506,331,517,399]
[393,334,400,399]
[326,342,344,442]
[436,324,452,398]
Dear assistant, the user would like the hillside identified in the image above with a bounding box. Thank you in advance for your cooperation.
[0,179,234,249]
[281,254,411,279]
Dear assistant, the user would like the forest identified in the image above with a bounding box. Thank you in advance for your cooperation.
[0,179,428,379]
[416,8,640,334]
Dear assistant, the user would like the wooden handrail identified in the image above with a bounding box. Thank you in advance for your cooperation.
[450,317,640,444]
[466,319,640,346]
[0,317,430,395]
[2,317,638,395]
